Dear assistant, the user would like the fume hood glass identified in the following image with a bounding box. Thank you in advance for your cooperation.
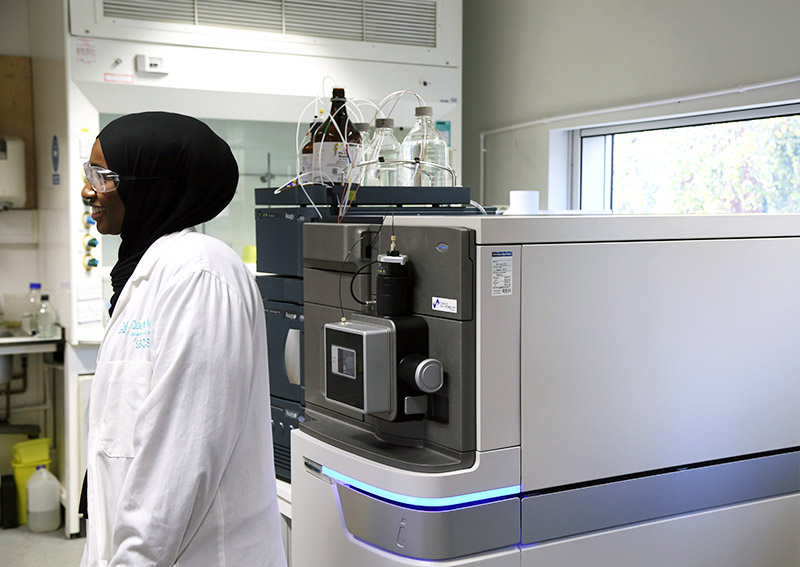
[98,114,297,264]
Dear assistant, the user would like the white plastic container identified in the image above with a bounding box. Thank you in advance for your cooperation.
[26,465,61,532]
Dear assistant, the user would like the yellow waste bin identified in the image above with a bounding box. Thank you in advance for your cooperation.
[11,438,52,525]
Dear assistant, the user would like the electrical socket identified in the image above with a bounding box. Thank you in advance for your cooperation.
[134,55,168,76]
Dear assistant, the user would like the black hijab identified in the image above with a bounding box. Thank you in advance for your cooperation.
[98,112,238,316]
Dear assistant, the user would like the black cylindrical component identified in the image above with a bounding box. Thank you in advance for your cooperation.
[398,354,444,394]
[376,255,411,317]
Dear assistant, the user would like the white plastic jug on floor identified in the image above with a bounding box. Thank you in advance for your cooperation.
[26,465,60,532]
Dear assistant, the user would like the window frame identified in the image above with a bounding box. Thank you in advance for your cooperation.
[571,102,800,212]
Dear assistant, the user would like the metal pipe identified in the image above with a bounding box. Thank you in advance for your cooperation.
[479,132,486,205]
[1,354,28,421]
[0,354,53,424]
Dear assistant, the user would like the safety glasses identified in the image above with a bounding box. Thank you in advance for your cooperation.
[83,162,122,194]
[83,162,175,193]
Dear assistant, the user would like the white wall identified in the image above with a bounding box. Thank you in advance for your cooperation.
[463,0,800,208]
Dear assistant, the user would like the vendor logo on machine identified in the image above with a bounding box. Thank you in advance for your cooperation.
[432,296,458,314]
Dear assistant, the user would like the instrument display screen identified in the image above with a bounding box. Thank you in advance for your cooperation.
[331,345,357,379]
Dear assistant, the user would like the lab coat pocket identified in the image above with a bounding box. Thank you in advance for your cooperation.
[99,360,152,459]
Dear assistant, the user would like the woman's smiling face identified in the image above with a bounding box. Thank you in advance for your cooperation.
[81,139,126,235]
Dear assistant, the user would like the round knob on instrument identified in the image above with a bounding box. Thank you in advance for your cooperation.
[414,358,444,394]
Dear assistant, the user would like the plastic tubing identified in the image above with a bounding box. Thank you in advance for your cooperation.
[288,87,436,223]
[470,200,488,215]
[338,90,428,220]
[350,98,382,118]
[366,90,426,128]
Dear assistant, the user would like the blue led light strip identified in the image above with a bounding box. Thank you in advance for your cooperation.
[321,466,521,509]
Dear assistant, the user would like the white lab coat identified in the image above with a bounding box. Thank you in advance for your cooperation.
[81,229,286,567]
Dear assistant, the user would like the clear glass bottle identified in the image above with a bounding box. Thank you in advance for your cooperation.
[354,123,371,148]
[312,87,362,185]
[399,106,450,187]
[36,294,58,339]
[365,118,402,187]
[350,122,373,185]
[21,282,42,335]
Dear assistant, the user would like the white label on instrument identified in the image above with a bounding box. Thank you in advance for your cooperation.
[491,251,513,296]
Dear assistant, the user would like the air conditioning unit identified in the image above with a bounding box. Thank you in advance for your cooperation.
[69,0,460,68]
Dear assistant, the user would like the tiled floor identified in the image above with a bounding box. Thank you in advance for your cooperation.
[1,524,85,567]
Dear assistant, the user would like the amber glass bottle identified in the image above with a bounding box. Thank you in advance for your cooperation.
[312,87,362,184]
[300,120,322,183]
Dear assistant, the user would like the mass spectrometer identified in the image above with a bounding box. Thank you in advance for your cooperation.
[291,213,800,566]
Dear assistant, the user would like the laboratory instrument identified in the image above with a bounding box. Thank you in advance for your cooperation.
[292,213,800,567]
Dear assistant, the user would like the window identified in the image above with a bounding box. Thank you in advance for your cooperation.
[574,104,800,214]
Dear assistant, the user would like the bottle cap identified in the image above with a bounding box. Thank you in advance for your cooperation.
[375,118,395,128]
[30,283,41,290]
[41,294,50,301]
[36,465,45,470]
[354,123,370,133]
[415,106,434,117]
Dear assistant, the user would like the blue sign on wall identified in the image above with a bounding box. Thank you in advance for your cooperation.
[51,135,59,172]
[52,135,60,186]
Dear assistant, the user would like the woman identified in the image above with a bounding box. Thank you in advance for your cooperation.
[79,112,286,566]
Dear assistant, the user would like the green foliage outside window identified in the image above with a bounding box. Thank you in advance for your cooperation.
[612,115,800,214]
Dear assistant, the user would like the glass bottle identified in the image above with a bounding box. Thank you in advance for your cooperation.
[21,282,42,335]
[399,106,450,187]
[300,119,322,184]
[312,87,362,185]
[354,123,371,148]
[365,118,402,187]
[350,123,372,185]
[36,294,58,339]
